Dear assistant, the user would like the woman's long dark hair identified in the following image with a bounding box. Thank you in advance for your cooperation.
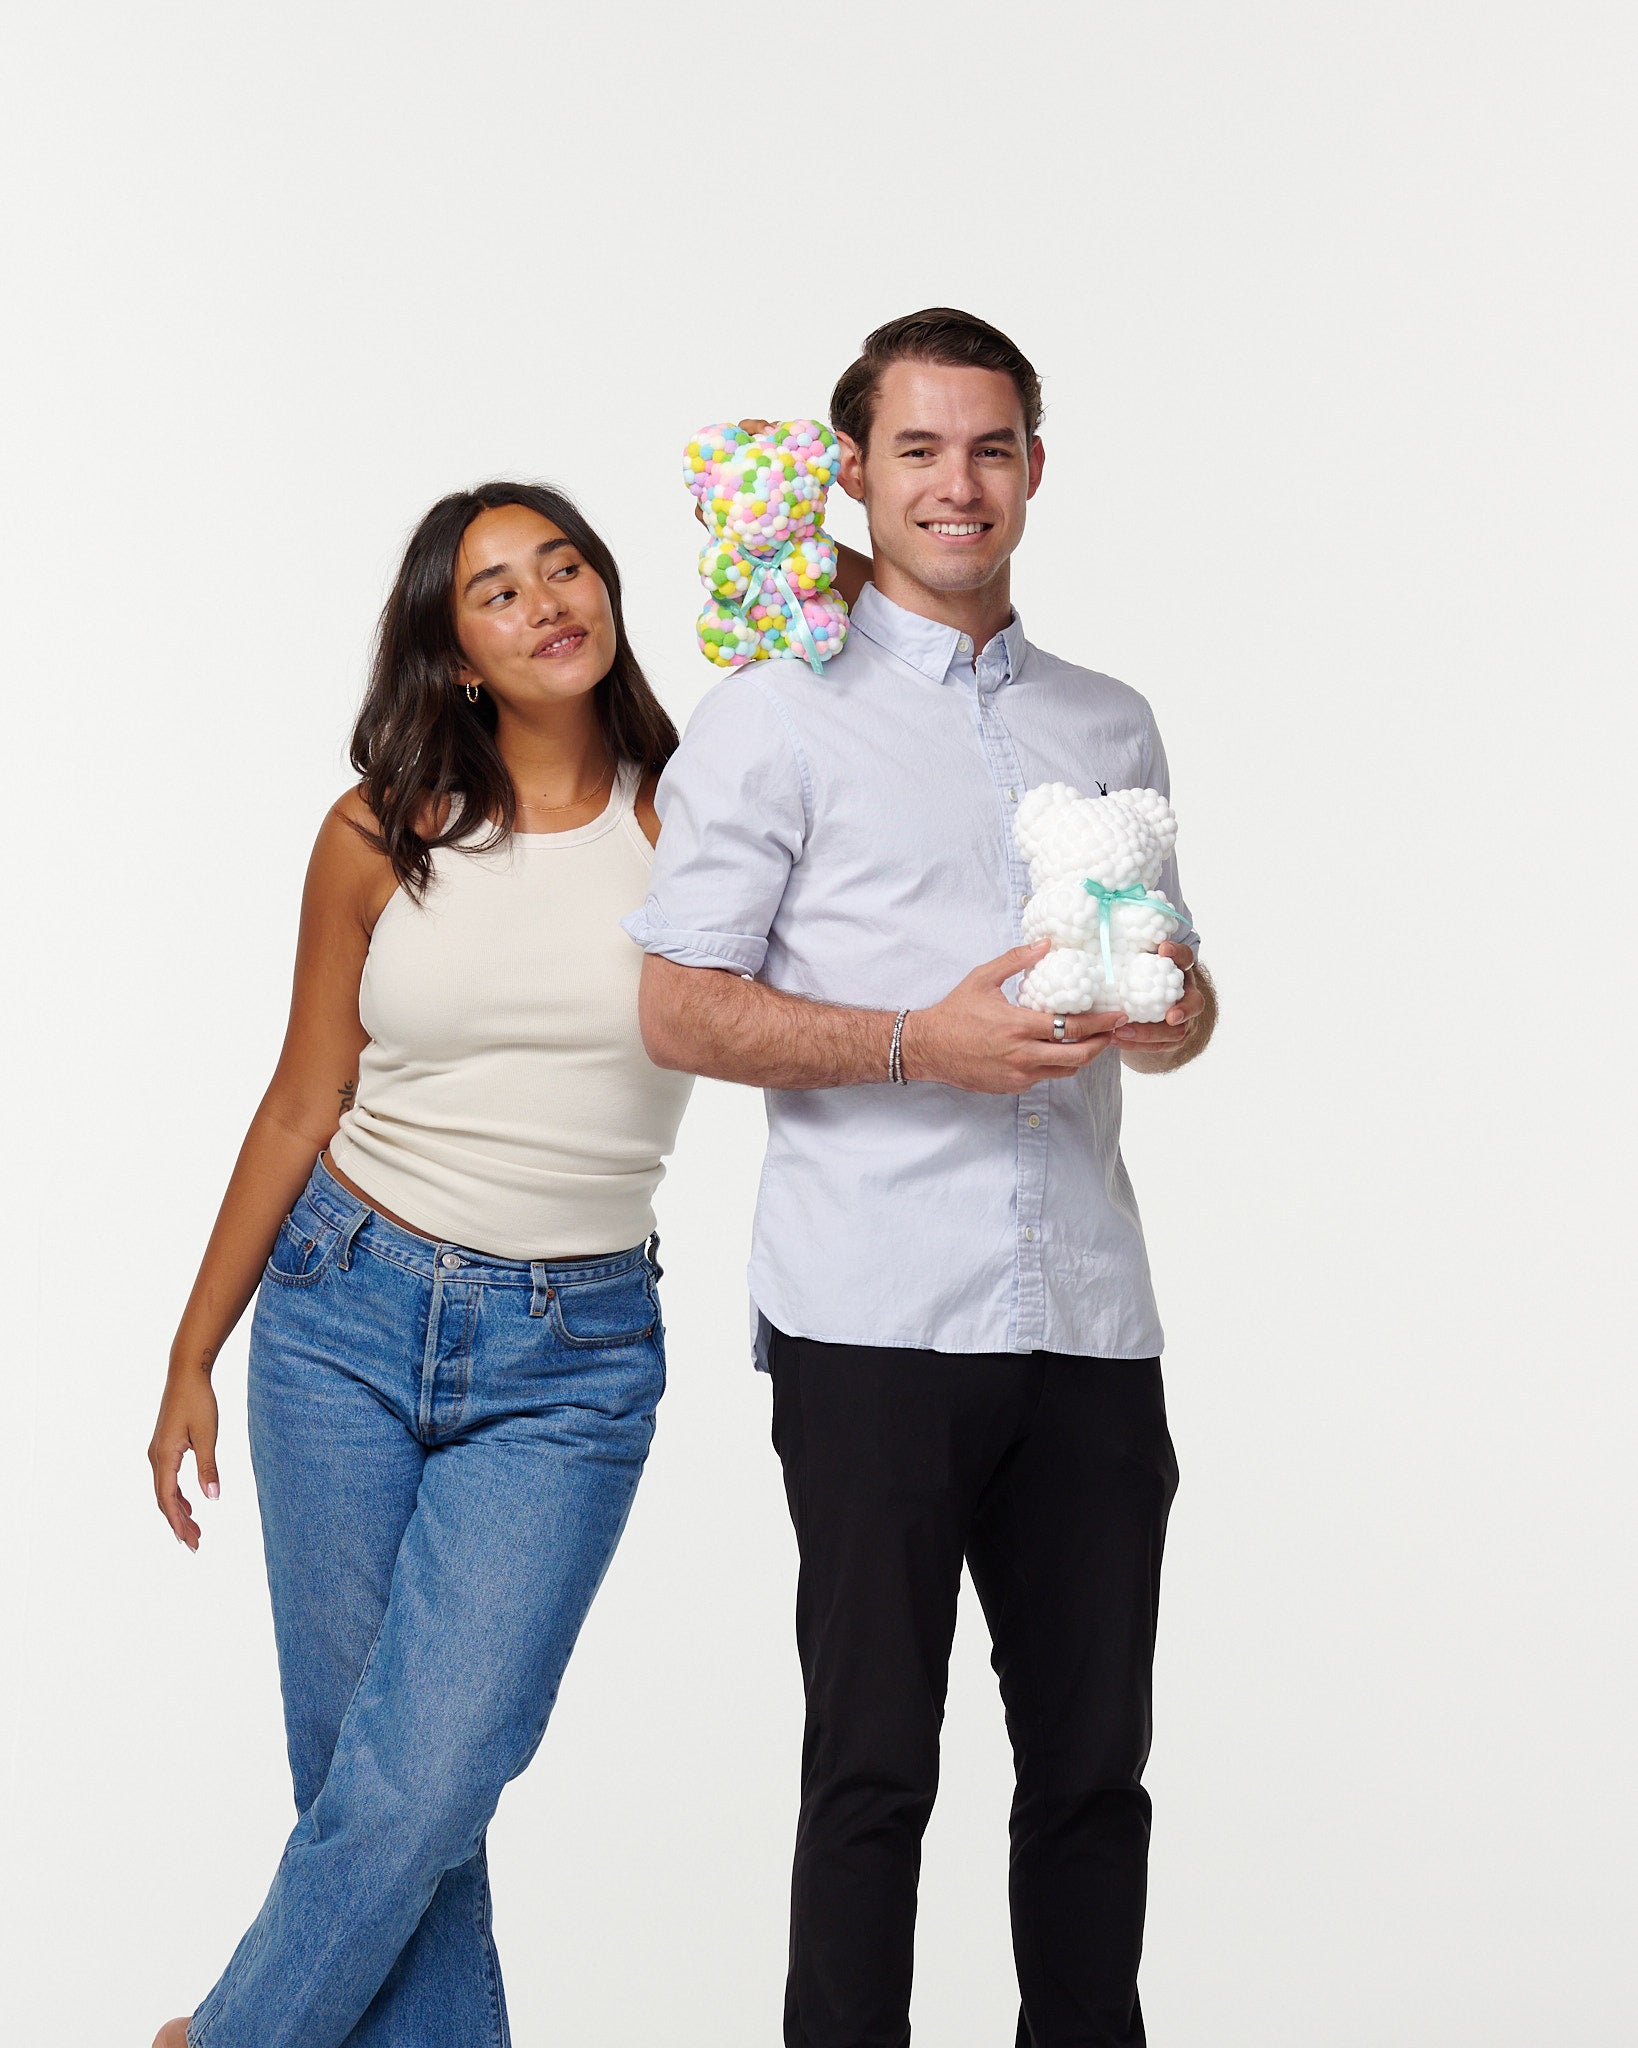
[350,481,679,896]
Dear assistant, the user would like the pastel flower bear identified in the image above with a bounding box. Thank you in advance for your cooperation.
[683,420,850,671]
[1014,784,1188,1023]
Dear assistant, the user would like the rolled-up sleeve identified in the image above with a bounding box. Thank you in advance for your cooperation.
[622,673,808,976]
[1141,709,1203,959]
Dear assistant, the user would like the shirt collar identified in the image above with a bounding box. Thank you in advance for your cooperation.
[851,582,1027,690]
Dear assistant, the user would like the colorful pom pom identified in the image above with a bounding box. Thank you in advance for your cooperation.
[683,420,850,671]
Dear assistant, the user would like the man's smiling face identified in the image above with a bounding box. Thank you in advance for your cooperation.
[838,359,1045,605]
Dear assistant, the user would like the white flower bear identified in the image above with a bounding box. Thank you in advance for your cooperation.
[682,420,850,671]
[1013,783,1188,1023]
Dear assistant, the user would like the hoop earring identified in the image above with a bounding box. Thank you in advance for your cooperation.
[465,682,479,704]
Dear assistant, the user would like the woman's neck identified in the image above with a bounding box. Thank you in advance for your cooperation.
[495,700,614,824]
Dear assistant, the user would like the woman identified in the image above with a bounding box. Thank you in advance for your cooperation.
[147,480,717,2048]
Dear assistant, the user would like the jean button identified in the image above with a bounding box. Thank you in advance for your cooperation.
[441,1252,461,1269]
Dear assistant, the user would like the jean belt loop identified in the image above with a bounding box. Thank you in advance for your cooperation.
[646,1231,663,1282]
[529,1261,552,1319]
[337,1205,369,1271]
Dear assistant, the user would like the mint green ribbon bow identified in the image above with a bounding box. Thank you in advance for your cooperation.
[1081,878,1184,983]
[741,541,826,675]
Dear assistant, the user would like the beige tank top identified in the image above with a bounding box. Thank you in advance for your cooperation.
[328,761,693,1258]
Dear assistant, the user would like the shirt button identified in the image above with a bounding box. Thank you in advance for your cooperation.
[1028,1114,1041,1128]
[958,635,972,653]
[1023,1227,1036,1241]
[1006,787,1017,802]
[441,1252,461,1269]
[1019,892,1029,907]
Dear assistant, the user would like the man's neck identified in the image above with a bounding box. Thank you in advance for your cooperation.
[868,557,1014,657]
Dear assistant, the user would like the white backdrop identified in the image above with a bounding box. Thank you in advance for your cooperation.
[3,5,1634,2043]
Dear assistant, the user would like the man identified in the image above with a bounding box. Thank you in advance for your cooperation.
[626,309,1216,2048]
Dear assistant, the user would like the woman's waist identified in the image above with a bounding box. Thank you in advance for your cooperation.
[307,1151,655,1277]
[333,1082,688,1177]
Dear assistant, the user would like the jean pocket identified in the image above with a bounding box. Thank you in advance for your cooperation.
[549,1267,659,1348]
[262,1208,342,1288]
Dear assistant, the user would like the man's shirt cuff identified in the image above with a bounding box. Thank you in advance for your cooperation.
[622,901,767,976]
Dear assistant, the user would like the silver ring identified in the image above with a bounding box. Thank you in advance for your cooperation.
[1052,1014,1068,1042]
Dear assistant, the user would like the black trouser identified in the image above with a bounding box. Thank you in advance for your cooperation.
[768,1330,1180,2048]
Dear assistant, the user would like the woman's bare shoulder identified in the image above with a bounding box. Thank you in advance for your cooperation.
[332,783,380,829]
[635,768,662,849]
[311,786,400,927]
[318,786,388,866]
[325,784,451,848]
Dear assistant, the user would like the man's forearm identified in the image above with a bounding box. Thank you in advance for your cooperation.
[640,954,892,1089]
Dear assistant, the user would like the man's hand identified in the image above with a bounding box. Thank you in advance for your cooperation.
[640,944,1119,1095]
[902,942,1124,1094]
[1114,942,1217,1073]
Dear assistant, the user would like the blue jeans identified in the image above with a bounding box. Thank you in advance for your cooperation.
[190,1158,666,2048]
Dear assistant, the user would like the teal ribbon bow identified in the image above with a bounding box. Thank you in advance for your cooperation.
[1081,879,1184,983]
[740,540,826,675]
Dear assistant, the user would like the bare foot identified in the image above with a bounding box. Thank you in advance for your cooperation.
[152,2021,191,2048]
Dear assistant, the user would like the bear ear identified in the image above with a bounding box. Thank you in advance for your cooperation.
[1014,782,1077,865]
[685,423,747,501]
[1117,786,1178,852]
[1013,781,1080,850]
[1023,780,1082,818]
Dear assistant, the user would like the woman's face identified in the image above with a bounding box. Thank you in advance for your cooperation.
[452,504,618,715]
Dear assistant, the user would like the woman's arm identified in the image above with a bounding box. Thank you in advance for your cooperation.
[833,543,871,608]
[147,794,394,1548]
[636,770,661,849]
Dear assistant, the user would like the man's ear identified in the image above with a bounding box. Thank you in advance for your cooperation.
[835,431,866,504]
[1025,435,1046,501]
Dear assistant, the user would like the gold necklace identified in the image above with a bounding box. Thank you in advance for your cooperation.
[515,763,614,815]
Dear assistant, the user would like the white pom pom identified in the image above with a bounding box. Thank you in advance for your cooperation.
[1012,780,1189,1028]
[1118,951,1185,1023]
[1019,948,1110,1014]
[1014,782,1081,867]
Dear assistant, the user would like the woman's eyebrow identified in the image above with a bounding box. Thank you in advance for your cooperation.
[461,538,572,596]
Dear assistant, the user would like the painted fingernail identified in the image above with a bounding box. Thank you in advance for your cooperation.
[205,1482,219,1499]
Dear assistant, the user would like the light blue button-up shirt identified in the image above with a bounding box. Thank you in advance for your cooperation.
[624,584,1199,1365]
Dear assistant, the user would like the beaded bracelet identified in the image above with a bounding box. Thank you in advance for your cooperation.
[888,1008,910,1086]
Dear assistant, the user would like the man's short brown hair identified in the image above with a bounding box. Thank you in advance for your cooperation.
[829,307,1044,453]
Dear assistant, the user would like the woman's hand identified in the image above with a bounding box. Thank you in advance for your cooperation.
[149,1366,221,1550]
[147,795,383,1554]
